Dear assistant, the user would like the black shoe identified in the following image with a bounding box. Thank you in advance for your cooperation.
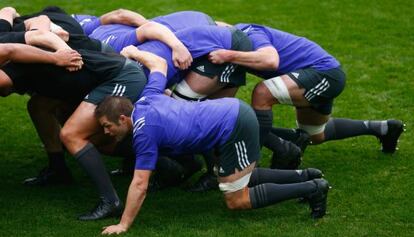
[294,129,311,153]
[270,142,302,170]
[378,120,405,153]
[78,198,123,221]
[304,168,323,181]
[23,166,73,186]
[308,178,330,219]
[186,173,218,192]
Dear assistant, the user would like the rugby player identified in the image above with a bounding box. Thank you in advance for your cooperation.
[208,23,405,167]
[95,51,331,235]
[0,31,149,220]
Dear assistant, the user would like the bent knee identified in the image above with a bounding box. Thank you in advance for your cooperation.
[310,133,325,144]
[225,198,250,210]
[252,82,275,108]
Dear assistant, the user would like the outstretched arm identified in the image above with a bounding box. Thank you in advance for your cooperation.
[0,43,82,69]
[101,170,151,235]
[136,22,192,70]
[208,46,279,71]
[100,8,149,27]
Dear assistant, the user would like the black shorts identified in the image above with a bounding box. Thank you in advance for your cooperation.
[190,27,252,87]
[287,67,346,115]
[216,101,260,177]
[84,59,147,104]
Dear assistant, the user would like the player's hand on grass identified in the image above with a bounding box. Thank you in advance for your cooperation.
[53,49,83,71]
[172,44,192,70]
[101,224,128,235]
[208,49,232,64]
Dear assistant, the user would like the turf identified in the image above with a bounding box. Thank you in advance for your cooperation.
[0,0,413,236]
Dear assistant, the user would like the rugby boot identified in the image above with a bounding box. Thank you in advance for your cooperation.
[304,168,323,181]
[186,173,219,192]
[307,178,330,219]
[270,141,302,170]
[294,129,311,153]
[23,166,73,186]
[78,198,123,221]
[378,119,405,153]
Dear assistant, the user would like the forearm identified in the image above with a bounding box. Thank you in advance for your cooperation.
[24,15,51,31]
[100,9,148,27]
[226,50,279,70]
[136,22,184,50]
[119,180,148,229]
[25,30,71,50]
[0,7,18,26]
[4,43,58,64]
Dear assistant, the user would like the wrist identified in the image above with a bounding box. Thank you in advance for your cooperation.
[119,221,130,230]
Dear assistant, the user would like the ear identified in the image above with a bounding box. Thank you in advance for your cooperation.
[119,114,128,124]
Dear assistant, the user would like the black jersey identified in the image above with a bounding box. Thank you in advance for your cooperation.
[13,7,84,35]
[1,49,126,103]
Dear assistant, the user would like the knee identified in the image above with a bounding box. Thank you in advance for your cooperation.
[59,125,75,145]
[310,133,325,145]
[225,197,250,210]
[251,82,274,109]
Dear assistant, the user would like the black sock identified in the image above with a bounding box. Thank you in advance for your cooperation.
[248,168,313,186]
[48,151,67,170]
[155,156,185,186]
[173,154,202,179]
[264,132,295,154]
[254,109,273,147]
[202,150,216,176]
[75,143,119,203]
[324,118,388,142]
[249,181,316,208]
[270,127,298,142]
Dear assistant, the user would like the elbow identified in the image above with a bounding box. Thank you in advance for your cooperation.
[1,44,14,57]
[263,56,279,70]
[131,178,148,194]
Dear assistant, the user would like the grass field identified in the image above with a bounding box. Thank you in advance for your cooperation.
[0,0,413,236]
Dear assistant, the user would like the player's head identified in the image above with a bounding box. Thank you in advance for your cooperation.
[95,96,133,141]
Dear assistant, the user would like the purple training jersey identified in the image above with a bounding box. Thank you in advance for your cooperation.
[131,72,239,170]
[235,23,340,78]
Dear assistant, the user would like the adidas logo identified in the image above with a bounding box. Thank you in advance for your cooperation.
[196,65,205,72]
[84,94,89,99]
[292,72,300,78]
[219,167,225,174]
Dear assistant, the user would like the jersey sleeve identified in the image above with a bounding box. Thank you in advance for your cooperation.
[74,15,102,35]
[246,25,273,50]
[132,125,159,170]
[141,72,168,96]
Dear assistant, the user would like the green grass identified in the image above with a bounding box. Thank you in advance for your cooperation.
[0,0,413,236]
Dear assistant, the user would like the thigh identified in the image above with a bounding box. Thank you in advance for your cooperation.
[61,101,102,153]
[184,71,224,95]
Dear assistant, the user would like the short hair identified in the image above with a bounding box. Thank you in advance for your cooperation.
[95,96,133,123]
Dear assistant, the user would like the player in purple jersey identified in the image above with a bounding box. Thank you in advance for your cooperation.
[72,10,251,100]
[94,51,331,235]
[209,23,404,168]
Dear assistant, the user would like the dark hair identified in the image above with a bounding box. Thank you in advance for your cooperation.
[95,96,133,123]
